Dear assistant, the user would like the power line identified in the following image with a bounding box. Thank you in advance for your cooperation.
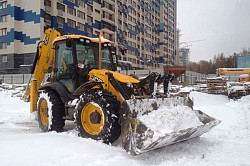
[184,39,207,43]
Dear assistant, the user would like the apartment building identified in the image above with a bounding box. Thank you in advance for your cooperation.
[0,0,176,74]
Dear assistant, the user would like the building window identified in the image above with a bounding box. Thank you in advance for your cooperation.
[0,28,7,36]
[2,55,7,63]
[68,19,76,28]
[57,3,65,11]
[87,27,93,34]
[77,10,85,19]
[0,1,7,9]
[0,42,7,49]
[87,16,93,23]
[77,22,84,31]
[44,0,51,7]
[0,15,7,22]
[87,4,93,11]
[57,16,65,24]
[44,13,52,20]
[79,0,85,7]
[57,16,65,29]
[67,6,76,16]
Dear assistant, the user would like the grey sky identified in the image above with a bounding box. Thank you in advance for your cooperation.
[177,0,250,62]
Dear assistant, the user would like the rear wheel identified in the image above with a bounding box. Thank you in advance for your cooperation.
[37,90,65,132]
[75,89,121,144]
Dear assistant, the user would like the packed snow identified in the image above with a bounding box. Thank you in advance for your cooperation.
[139,105,202,137]
[0,87,250,165]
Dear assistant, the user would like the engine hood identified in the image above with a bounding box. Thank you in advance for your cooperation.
[89,69,140,84]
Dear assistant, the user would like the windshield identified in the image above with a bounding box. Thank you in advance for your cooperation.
[76,40,114,70]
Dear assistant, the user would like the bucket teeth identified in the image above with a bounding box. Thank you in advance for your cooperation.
[120,97,221,155]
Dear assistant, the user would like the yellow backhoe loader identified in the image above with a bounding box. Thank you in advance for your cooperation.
[23,28,220,155]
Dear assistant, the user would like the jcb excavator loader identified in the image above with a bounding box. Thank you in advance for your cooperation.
[23,28,220,155]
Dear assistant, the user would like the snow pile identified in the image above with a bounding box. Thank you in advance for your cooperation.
[228,85,244,92]
[179,86,195,93]
[169,85,182,93]
[244,82,250,85]
[0,90,29,120]
[0,83,26,97]
[197,84,207,88]
[0,89,33,133]
[139,105,203,137]
[0,88,250,165]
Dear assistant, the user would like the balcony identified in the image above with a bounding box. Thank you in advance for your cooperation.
[57,9,64,16]
[118,14,122,20]
[102,13,115,25]
[102,2,115,15]
[45,20,51,27]
[118,24,122,29]
[45,6,51,13]
[87,9,93,15]
[102,24,115,34]
[58,23,64,29]
[87,21,93,26]
[87,0,93,4]
[123,16,127,21]
[103,0,115,5]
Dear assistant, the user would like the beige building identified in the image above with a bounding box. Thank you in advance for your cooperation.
[0,0,177,73]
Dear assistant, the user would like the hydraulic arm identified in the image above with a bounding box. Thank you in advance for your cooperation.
[23,28,61,113]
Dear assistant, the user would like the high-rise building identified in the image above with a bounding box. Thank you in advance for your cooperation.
[179,47,190,67]
[0,0,177,74]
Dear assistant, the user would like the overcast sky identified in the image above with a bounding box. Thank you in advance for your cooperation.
[177,0,250,62]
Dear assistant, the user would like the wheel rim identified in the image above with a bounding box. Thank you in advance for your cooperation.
[81,103,104,135]
[40,100,49,126]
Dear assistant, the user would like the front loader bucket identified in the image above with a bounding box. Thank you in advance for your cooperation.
[120,97,221,155]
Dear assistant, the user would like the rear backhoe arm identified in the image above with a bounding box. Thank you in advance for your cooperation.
[23,28,61,113]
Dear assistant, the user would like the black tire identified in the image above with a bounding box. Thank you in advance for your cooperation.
[75,89,121,144]
[37,90,65,132]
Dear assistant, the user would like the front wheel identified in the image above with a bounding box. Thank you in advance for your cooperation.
[75,89,121,144]
[37,90,65,132]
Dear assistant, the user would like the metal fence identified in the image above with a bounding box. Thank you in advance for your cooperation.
[185,71,208,85]
[0,70,207,85]
[0,74,31,84]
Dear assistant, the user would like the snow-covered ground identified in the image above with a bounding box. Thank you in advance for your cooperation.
[0,88,250,166]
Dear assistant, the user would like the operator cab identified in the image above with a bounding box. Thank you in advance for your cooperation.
[53,36,116,93]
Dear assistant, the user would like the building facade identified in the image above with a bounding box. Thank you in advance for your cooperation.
[179,47,190,67]
[237,55,250,68]
[0,0,177,74]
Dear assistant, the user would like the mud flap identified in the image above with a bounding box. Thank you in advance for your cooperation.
[120,97,221,155]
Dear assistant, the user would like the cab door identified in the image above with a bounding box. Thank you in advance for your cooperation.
[55,40,76,93]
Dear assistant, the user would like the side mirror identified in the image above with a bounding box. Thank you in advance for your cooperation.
[111,46,118,70]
